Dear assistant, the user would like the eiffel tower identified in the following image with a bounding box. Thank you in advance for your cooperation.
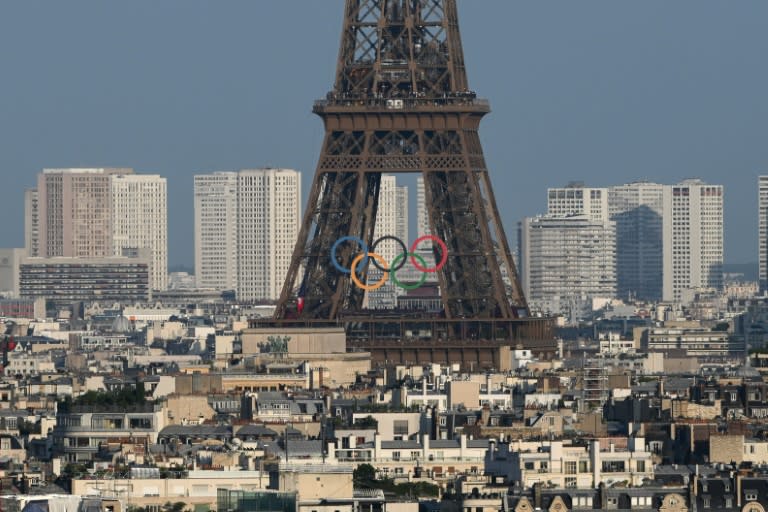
[266,0,554,364]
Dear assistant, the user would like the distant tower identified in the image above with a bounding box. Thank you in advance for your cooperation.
[608,182,665,302]
[662,179,723,301]
[365,175,408,309]
[236,169,301,302]
[112,174,168,291]
[194,172,239,291]
[275,0,528,322]
[194,169,301,301]
[760,176,768,292]
[37,168,130,259]
[24,189,39,258]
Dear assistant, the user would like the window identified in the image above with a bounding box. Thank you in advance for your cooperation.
[524,462,534,470]
[579,460,589,473]
[565,461,577,474]
[565,477,576,488]
[393,420,409,436]
[636,461,645,472]
[392,451,400,461]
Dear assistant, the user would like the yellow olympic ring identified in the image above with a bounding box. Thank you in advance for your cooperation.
[350,252,389,291]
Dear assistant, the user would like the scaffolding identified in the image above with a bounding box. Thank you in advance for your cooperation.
[581,355,608,413]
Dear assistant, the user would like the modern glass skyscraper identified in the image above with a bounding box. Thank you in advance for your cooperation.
[608,182,665,302]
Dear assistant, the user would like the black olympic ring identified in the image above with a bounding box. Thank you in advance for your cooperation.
[369,236,409,272]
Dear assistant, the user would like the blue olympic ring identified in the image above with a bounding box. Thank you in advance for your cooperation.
[330,236,368,274]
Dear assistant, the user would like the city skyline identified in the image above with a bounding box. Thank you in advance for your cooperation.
[0,1,766,267]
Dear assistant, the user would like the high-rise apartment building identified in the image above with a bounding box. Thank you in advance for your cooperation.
[366,175,408,309]
[372,175,408,263]
[24,189,39,258]
[28,168,169,293]
[112,174,168,291]
[194,172,239,291]
[546,180,724,303]
[519,215,616,320]
[37,168,130,258]
[662,179,723,301]
[237,169,301,302]
[416,176,429,238]
[608,182,665,301]
[760,176,768,293]
[547,183,609,222]
[194,169,301,302]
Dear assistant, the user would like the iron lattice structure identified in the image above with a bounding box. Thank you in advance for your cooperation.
[272,0,551,351]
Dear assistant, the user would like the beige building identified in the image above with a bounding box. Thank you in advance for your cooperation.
[710,434,768,465]
[194,169,300,300]
[111,173,168,291]
[36,168,130,258]
[0,248,25,297]
[72,470,270,510]
[28,168,168,291]
[503,437,653,489]
[242,327,370,388]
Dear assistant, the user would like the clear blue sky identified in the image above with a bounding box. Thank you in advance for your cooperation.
[1,1,766,267]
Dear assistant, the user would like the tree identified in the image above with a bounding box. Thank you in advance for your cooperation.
[354,463,376,484]
[353,415,378,429]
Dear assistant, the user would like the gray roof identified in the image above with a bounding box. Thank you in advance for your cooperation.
[467,439,490,449]
[381,440,421,449]
[235,424,279,438]
[430,439,460,449]
[159,425,232,437]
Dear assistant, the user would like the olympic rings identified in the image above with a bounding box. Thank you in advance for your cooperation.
[390,252,428,290]
[370,236,408,272]
[350,252,389,291]
[410,235,448,273]
[329,235,449,290]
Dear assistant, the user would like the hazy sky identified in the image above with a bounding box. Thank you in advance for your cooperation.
[1,1,766,268]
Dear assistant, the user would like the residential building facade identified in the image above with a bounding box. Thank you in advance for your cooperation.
[111,174,168,291]
[547,183,609,222]
[194,169,300,301]
[519,215,616,319]
[760,176,768,293]
[194,172,238,291]
[662,179,724,301]
[27,168,169,294]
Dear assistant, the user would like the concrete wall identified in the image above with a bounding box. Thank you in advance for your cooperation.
[710,434,744,464]
[164,395,217,425]
[447,381,481,410]
[242,327,346,355]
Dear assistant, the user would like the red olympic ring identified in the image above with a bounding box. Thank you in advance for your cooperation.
[409,235,448,273]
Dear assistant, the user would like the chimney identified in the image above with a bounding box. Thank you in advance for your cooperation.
[534,482,542,509]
